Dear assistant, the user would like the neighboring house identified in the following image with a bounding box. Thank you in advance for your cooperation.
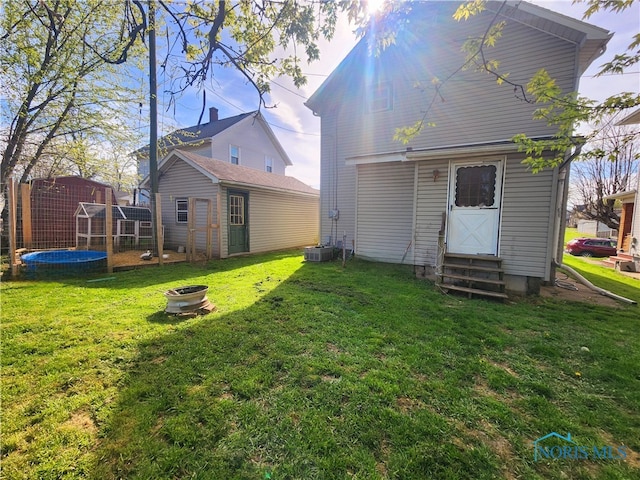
[305,1,611,294]
[604,108,640,263]
[576,219,616,239]
[567,205,587,229]
[135,107,292,204]
[142,150,319,258]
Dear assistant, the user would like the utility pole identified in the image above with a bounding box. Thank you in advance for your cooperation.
[148,0,159,255]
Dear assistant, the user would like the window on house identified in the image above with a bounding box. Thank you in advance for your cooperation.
[176,199,188,223]
[455,165,497,207]
[265,156,273,173]
[368,82,393,112]
[230,145,240,165]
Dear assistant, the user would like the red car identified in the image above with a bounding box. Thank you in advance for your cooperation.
[566,238,617,257]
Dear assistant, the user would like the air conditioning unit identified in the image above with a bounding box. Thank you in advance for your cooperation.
[304,246,333,262]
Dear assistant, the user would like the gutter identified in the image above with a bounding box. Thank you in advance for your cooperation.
[218,180,319,198]
[558,141,583,171]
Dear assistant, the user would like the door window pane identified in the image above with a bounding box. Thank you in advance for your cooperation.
[455,165,497,207]
[229,195,245,225]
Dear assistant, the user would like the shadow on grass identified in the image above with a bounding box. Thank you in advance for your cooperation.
[90,259,512,480]
[86,254,640,479]
[146,310,195,325]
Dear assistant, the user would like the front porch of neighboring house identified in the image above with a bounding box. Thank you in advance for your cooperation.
[602,191,639,272]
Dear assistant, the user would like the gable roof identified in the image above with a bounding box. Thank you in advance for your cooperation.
[306,1,611,114]
[135,110,293,166]
[162,111,255,147]
[499,1,611,76]
[155,150,318,196]
[134,112,251,155]
[616,108,640,126]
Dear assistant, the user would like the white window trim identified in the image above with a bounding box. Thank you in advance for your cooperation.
[368,82,393,113]
[176,198,188,224]
[230,145,240,165]
[265,156,273,173]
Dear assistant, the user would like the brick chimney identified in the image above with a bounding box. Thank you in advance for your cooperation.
[209,107,219,123]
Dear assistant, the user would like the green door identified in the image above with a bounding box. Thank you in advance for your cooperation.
[228,191,249,254]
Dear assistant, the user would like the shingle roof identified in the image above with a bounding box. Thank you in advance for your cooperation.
[135,110,293,166]
[160,112,255,147]
[76,203,152,221]
[170,150,318,196]
[135,112,254,154]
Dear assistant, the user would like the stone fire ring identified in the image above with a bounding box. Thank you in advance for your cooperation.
[164,285,214,314]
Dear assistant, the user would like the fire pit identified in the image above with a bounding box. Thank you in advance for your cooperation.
[164,285,214,314]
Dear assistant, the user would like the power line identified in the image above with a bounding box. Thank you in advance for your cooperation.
[266,121,320,137]
[270,80,308,99]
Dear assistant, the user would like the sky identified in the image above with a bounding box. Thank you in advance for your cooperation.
[154,0,640,189]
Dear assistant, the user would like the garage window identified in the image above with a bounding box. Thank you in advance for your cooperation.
[176,199,188,223]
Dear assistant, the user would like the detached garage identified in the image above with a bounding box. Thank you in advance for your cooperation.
[145,150,319,258]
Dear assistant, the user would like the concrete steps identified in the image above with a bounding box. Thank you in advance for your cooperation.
[602,253,637,272]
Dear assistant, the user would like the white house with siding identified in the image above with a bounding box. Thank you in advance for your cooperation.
[605,108,640,268]
[144,150,319,258]
[305,1,611,295]
[136,108,292,203]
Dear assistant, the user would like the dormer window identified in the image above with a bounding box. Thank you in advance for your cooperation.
[368,82,393,113]
[230,145,240,165]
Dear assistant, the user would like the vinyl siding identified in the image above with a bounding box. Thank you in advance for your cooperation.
[356,162,415,263]
[157,159,219,255]
[209,118,287,174]
[319,114,358,247]
[332,9,578,158]
[317,8,578,279]
[220,186,319,257]
[409,154,556,281]
[319,9,578,253]
[499,155,556,279]
[247,189,319,254]
[188,144,211,157]
[414,159,450,268]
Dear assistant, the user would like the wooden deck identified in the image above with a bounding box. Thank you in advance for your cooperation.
[111,250,189,270]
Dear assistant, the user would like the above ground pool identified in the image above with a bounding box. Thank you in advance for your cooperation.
[20,250,107,278]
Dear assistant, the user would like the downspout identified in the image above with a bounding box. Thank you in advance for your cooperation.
[552,143,582,276]
[553,144,637,306]
[554,261,637,305]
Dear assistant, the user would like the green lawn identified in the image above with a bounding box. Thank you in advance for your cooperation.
[562,228,640,304]
[564,227,594,242]
[2,250,639,479]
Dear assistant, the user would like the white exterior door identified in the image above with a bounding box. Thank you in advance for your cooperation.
[447,160,503,255]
